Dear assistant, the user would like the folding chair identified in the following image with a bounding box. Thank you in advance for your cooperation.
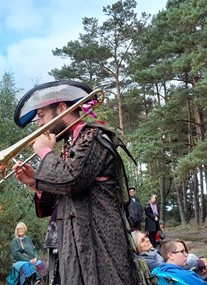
[151,269,188,285]
[134,258,158,285]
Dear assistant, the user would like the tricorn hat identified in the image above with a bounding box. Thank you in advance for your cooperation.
[14,80,93,128]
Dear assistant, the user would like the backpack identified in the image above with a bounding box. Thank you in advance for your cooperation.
[88,122,136,206]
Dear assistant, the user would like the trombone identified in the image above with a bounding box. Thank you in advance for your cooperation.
[0,88,105,184]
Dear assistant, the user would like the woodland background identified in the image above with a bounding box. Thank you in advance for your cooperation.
[1,0,207,281]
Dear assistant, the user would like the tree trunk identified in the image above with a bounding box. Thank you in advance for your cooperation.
[192,171,199,224]
[116,80,124,135]
[159,175,165,221]
[176,184,187,225]
[199,166,205,223]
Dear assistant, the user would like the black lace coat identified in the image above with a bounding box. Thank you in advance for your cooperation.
[34,125,139,285]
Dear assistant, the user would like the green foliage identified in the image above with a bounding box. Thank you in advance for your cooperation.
[3,2,207,278]
[49,0,148,135]
[0,178,48,279]
[176,140,207,181]
[41,0,207,227]
[0,73,20,149]
[0,72,48,280]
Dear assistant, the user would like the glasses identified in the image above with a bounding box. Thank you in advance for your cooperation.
[140,234,149,243]
[172,249,187,255]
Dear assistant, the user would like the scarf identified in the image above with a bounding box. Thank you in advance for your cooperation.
[149,201,158,216]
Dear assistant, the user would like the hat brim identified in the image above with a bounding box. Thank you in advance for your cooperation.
[14,80,93,127]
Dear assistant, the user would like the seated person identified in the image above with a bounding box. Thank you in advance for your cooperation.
[152,239,207,285]
[8,222,48,284]
[131,230,164,270]
[197,258,207,281]
[156,220,166,246]
[185,253,207,280]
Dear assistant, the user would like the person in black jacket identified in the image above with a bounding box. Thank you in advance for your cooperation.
[144,194,160,248]
[127,187,142,231]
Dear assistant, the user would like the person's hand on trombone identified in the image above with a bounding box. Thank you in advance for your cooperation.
[33,133,56,155]
[12,160,36,187]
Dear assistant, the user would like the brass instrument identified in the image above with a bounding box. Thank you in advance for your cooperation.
[0,89,105,184]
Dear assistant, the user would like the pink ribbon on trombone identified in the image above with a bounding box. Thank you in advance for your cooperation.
[82,100,97,118]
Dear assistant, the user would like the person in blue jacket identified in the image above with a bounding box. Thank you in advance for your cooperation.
[152,239,207,285]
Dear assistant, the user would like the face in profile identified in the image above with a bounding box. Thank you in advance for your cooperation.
[50,121,68,141]
[168,242,188,267]
[37,106,68,141]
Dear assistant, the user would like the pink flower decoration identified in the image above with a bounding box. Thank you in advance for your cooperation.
[82,100,97,118]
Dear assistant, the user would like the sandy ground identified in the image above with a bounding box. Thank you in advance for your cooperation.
[164,223,207,257]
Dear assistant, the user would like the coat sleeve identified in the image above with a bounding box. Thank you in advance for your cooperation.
[27,237,38,258]
[34,191,57,218]
[145,205,155,220]
[11,238,29,262]
[35,127,111,195]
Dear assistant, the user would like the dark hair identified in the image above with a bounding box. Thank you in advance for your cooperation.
[129,187,136,191]
[49,101,80,117]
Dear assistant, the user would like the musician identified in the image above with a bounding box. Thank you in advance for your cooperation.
[12,80,139,285]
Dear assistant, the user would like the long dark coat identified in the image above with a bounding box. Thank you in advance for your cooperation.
[127,197,142,230]
[144,203,160,232]
[34,124,139,285]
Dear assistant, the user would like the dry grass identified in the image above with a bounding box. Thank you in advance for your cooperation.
[165,223,207,257]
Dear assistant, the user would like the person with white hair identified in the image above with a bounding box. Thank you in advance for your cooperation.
[7,221,48,285]
[12,222,38,264]
[131,230,164,271]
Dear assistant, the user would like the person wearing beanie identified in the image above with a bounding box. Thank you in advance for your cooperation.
[156,220,166,246]
[185,253,207,281]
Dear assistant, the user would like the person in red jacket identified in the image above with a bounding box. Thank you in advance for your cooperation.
[156,220,166,246]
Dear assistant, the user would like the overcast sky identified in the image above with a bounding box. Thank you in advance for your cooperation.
[0,0,167,94]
